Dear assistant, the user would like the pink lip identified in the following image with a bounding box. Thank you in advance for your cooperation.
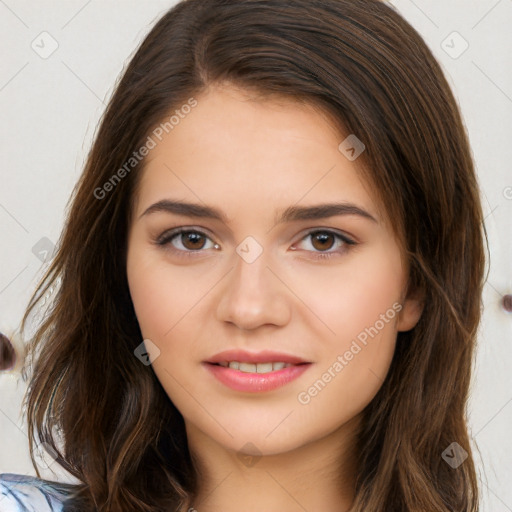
[203,349,312,392]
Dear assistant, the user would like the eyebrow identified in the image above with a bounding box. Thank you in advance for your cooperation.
[139,199,377,224]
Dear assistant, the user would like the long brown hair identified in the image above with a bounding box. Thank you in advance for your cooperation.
[18,0,486,510]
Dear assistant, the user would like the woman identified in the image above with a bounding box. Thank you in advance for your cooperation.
[0,0,486,510]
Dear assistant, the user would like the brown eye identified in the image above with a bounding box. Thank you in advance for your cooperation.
[291,229,356,260]
[310,232,336,251]
[180,232,207,250]
[156,228,218,254]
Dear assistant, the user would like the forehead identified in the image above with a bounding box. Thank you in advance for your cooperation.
[132,84,381,223]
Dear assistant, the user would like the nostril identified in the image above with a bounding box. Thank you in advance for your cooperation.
[0,332,16,371]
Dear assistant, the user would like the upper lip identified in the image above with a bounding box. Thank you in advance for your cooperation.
[206,349,310,365]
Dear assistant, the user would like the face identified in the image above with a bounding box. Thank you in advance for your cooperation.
[126,84,422,458]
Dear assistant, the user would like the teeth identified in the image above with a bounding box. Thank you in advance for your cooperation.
[256,363,273,373]
[219,361,291,373]
[238,362,256,372]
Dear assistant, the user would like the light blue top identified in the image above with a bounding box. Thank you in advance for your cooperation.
[0,473,73,512]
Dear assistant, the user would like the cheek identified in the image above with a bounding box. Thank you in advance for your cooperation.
[126,250,205,405]
[290,245,405,342]
[292,247,404,404]
[126,244,211,339]
[126,256,169,338]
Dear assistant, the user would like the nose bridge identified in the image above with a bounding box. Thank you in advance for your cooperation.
[215,238,291,330]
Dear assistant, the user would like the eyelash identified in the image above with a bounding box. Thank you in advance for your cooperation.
[154,227,357,261]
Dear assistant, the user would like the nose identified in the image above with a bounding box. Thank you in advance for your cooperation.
[215,246,292,331]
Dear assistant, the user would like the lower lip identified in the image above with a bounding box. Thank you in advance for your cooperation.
[203,362,312,392]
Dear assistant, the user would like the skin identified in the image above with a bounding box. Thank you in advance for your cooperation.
[126,83,423,512]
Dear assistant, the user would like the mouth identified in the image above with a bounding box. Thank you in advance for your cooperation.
[203,350,312,392]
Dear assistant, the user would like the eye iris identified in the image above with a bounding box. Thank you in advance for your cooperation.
[182,232,206,250]
[311,232,335,251]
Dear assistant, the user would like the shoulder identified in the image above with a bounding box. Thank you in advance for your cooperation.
[0,473,75,512]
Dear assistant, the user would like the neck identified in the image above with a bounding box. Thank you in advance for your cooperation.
[184,415,361,512]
